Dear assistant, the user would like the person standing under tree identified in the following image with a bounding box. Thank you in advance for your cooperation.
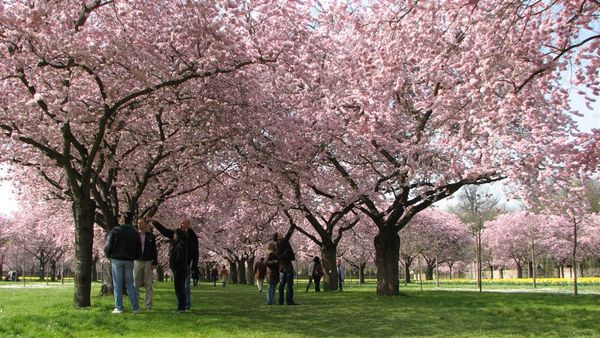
[211,265,219,287]
[170,229,188,313]
[274,224,297,305]
[253,257,267,293]
[337,258,345,291]
[104,212,141,314]
[151,218,199,310]
[134,217,158,311]
[265,242,279,305]
[220,265,229,287]
[308,256,323,292]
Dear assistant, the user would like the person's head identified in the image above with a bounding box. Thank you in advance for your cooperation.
[120,212,133,225]
[180,219,191,230]
[260,257,264,262]
[137,217,148,232]
[313,256,320,263]
[267,241,277,252]
[175,228,187,242]
[337,258,342,265]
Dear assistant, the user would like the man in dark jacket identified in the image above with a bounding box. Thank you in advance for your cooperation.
[274,224,297,305]
[134,217,158,310]
[104,212,142,314]
[151,218,199,310]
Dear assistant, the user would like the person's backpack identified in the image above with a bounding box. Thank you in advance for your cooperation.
[313,263,324,278]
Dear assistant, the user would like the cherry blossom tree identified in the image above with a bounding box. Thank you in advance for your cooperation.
[264,0,599,295]
[484,211,556,286]
[0,0,307,307]
[339,220,376,284]
[411,209,471,285]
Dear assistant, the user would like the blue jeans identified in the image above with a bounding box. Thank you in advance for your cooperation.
[111,259,138,311]
[266,282,277,305]
[279,265,294,305]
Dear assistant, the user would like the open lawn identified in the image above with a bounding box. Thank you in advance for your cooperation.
[1,280,599,337]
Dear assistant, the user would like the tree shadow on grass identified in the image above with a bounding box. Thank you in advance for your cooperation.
[1,282,600,337]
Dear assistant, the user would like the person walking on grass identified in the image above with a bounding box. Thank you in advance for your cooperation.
[170,229,188,313]
[104,212,141,314]
[265,242,279,305]
[134,217,158,311]
[151,218,199,310]
[307,256,323,292]
[211,265,219,287]
[274,224,297,305]
[220,265,229,287]
[254,257,267,293]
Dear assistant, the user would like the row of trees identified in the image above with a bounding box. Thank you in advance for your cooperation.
[1,0,599,307]
[2,183,599,291]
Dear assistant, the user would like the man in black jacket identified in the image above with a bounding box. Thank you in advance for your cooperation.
[274,224,297,305]
[104,212,142,314]
[151,218,199,310]
[134,217,158,310]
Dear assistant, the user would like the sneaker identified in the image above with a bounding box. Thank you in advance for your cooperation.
[112,308,123,314]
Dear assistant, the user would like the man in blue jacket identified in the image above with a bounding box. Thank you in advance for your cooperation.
[134,217,158,310]
[104,212,142,314]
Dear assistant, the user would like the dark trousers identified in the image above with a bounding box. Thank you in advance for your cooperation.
[173,268,187,311]
[306,277,313,292]
[338,275,343,291]
[279,265,294,305]
[306,276,321,292]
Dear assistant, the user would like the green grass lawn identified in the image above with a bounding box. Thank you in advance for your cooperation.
[1,280,600,337]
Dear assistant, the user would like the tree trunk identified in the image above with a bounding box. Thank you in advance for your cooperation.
[320,243,338,291]
[72,198,95,308]
[528,261,534,278]
[229,260,238,284]
[50,260,57,282]
[403,260,411,285]
[37,255,46,281]
[499,268,504,279]
[91,256,99,282]
[247,256,255,285]
[579,261,585,278]
[237,258,247,284]
[156,265,164,282]
[489,266,494,279]
[572,220,578,296]
[425,264,434,280]
[359,263,365,284]
[516,263,523,278]
[374,228,400,296]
